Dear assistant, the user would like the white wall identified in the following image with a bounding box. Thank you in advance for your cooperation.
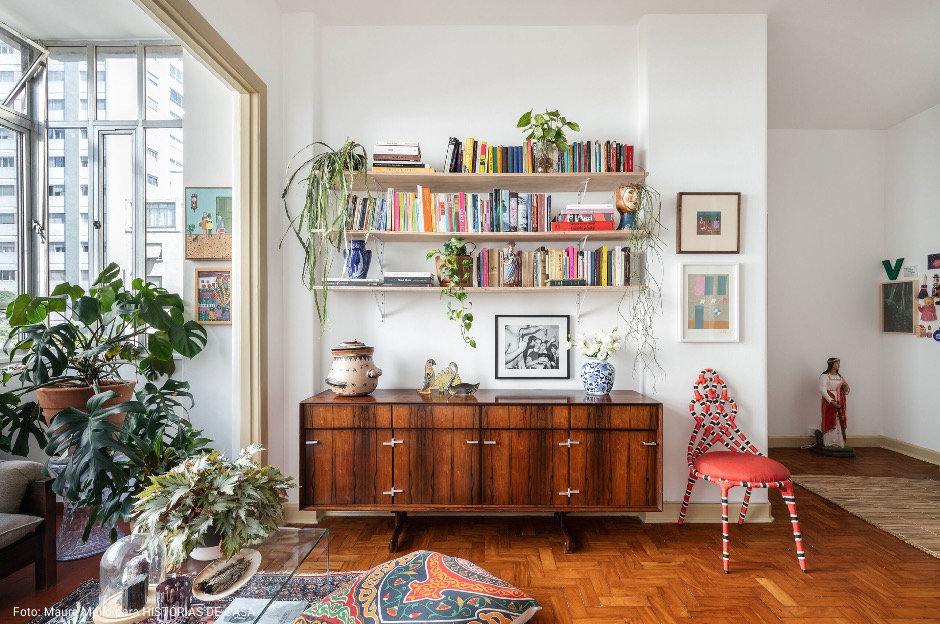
[639,14,768,503]
[884,104,940,452]
[767,130,886,439]
[180,51,237,456]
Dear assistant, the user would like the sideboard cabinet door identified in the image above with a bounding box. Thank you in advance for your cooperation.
[303,427,393,506]
[567,430,660,508]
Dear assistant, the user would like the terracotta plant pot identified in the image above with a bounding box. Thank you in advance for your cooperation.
[36,381,137,426]
[435,255,473,287]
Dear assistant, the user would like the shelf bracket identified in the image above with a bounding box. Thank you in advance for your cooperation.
[373,290,386,323]
[374,240,386,274]
[575,290,587,325]
[578,234,589,252]
[577,179,590,204]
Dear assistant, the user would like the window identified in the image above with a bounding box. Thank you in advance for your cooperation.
[48,129,65,140]
[146,174,158,186]
[49,270,65,282]
[0,44,13,54]
[0,242,14,253]
[0,270,15,281]
[80,270,88,282]
[147,147,158,159]
[0,186,14,197]
[0,213,15,224]
[49,156,65,168]
[50,242,65,253]
[47,70,63,82]
[81,242,89,253]
[48,185,64,196]
[0,71,14,82]
[49,213,65,224]
[81,156,88,167]
[80,185,88,197]
[80,128,87,140]
[147,96,158,111]
[169,64,182,82]
[146,201,176,228]
[0,157,13,167]
[48,99,64,111]
[169,88,183,106]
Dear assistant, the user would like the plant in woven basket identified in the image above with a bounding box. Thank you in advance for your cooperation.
[426,237,476,348]
[133,445,293,567]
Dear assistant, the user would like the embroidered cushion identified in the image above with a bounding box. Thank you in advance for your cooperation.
[294,550,540,624]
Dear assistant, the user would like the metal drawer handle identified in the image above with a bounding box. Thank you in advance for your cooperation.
[482,440,497,445]
[642,441,658,446]
[305,440,320,445]
[382,488,403,497]
[558,439,581,447]
[383,439,404,446]
[558,488,581,497]
[466,440,479,445]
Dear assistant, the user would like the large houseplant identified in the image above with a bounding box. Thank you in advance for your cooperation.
[0,262,208,456]
[281,139,368,328]
[517,109,580,173]
[426,237,476,348]
[133,445,294,567]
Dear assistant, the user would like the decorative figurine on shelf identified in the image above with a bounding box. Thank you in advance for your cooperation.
[446,362,480,396]
[501,241,518,287]
[417,358,437,394]
[810,357,855,457]
[920,296,938,322]
[343,239,371,279]
[430,362,461,394]
[615,184,639,230]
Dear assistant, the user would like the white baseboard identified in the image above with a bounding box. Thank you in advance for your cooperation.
[768,434,940,466]
[283,503,319,524]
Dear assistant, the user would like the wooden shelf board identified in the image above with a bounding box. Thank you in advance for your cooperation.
[329,285,640,293]
[343,229,645,242]
[349,171,648,193]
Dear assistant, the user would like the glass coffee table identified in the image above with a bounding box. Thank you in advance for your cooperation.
[180,527,330,624]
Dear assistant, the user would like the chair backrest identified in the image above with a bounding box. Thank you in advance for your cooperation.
[687,368,762,468]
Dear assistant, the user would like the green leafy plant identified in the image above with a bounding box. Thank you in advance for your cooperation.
[426,237,476,348]
[133,445,294,568]
[516,109,580,153]
[44,380,211,540]
[0,262,208,455]
[281,139,368,328]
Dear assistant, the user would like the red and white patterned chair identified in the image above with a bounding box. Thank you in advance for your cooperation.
[678,368,807,574]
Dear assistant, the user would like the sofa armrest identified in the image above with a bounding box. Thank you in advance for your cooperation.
[20,478,55,522]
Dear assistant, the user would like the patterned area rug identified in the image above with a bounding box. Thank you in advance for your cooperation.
[792,474,940,559]
[29,572,365,624]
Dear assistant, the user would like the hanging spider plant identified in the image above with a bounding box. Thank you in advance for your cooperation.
[281,139,368,327]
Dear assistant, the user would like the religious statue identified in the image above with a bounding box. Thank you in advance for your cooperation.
[811,357,855,457]
[501,241,518,287]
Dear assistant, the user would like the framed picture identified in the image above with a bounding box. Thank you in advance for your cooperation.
[195,268,232,324]
[677,192,741,253]
[679,263,739,342]
[880,280,916,334]
[185,187,233,259]
[495,315,570,379]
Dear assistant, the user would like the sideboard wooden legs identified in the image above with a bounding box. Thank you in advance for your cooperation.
[555,512,575,553]
[389,511,408,552]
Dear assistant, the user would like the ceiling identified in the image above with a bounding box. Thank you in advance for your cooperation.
[1,0,938,130]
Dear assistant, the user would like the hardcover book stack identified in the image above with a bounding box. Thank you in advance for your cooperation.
[475,245,631,288]
[442,137,635,173]
[383,271,434,287]
[550,204,616,232]
[372,141,433,173]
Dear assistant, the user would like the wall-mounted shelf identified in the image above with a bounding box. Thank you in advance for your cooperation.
[351,171,648,193]
[343,230,645,243]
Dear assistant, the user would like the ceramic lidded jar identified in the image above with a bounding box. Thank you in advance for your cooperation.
[325,339,383,396]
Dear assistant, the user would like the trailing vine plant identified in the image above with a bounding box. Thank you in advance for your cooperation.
[617,183,665,380]
[426,237,476,348]
[280,139,368,328]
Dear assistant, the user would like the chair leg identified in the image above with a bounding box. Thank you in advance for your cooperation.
[780,483,808,573]
[721,485,731,573]
[678,475,697,525]
[738,487,752,525]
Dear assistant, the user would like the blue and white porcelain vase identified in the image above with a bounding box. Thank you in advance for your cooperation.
[343,239,371,279]
[580,358,615,395]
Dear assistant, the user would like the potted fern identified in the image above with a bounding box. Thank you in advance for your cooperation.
[517,109,580,173]
[426,237,476,348]
[133,445,294,567]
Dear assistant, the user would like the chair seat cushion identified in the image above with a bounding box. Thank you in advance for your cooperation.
[0,513,44,549]
[694,451,791,483]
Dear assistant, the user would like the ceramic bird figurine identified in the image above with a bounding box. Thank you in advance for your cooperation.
[417,358,436,394]
[431,362,460,393]
[446,362,480,396]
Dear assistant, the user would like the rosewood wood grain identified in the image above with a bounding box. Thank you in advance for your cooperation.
[301,389,660,406]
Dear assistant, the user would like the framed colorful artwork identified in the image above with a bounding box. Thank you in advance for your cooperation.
[679,263,739,342]
[495,314,570,379]
[880,280,916,334]
[676,192,741,253]
[195,268,232,325]
[185,187,233,259]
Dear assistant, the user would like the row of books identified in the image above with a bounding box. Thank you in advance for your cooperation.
[442,137,635,173]
[371,141,435,173]
[476,245,632,288]
[550,204,617,232]
[344,189,553,233]
[326,272,434,287]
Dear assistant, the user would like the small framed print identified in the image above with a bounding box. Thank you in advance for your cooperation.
[880,280,916,334]
[679,263,739,342]
[186,187,233,259]
[677,192,741,253]
[495,314,570,379]
[195,267,232,324]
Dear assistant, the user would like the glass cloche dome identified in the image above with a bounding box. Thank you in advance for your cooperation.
[93,533,166,624]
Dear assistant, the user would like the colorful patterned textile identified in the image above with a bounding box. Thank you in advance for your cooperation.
[294,550,540,624]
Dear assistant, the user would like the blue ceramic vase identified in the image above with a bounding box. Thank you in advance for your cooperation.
[580,358,615,395]
[343,240,371,279]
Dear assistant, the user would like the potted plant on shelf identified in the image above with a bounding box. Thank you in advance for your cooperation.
[517,109,580,173]
[133,445,294,567]
[426,237,476,348]
[281,139,368,328]
[0,262,208,456]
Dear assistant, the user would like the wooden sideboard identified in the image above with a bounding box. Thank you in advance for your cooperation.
[299,389,663,552]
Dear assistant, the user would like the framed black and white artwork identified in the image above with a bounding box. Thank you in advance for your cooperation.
[495,314,570,379]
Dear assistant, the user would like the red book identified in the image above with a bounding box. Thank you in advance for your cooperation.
[550,221,616,232]
[625,145,634,172]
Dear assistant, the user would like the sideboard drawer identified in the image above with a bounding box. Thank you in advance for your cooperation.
[570,405,659,430]
[303,404,392,429]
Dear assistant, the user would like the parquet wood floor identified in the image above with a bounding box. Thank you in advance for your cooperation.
[2,448,938,623]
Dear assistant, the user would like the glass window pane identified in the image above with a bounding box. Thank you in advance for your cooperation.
[96,47,137,120]
[0,126,20,321]
[46,48,87,122]
[102,133,135,275]
[0,30,39,114]
[47,128,91,291]
[145,129,182,294]
[145,47,183,121]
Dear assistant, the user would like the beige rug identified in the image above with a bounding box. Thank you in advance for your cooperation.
[792,474,940,559]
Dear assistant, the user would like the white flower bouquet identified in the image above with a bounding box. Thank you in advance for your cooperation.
[567,326,623,361]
